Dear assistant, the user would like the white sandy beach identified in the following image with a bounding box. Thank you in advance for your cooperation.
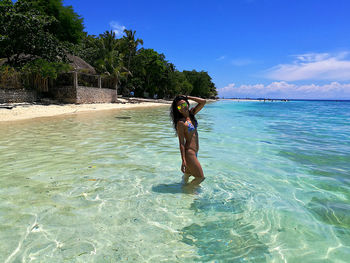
[0,98,221,123]
[0,99,170,122]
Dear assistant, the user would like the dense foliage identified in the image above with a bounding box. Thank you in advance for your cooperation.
[77,32,217,98]
[0,0,67,66]
[29,0,84,44]
[0,0,217,98]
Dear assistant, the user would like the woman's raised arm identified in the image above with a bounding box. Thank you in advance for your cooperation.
[187,96,206,115]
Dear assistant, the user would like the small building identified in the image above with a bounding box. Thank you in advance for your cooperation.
[0,55,118,104]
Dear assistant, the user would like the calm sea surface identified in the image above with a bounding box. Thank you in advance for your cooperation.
[0,100,349,262]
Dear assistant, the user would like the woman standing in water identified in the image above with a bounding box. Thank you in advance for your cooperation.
[170,95,206,185]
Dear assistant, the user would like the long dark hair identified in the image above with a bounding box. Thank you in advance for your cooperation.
[170,95,198,135]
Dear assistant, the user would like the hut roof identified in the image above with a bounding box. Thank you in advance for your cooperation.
[0,54,96,75]
[67,54,96,74]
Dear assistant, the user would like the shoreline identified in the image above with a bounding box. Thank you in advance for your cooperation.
[0,98,170,123]
[220,98,289,102]
[0,98,218,123]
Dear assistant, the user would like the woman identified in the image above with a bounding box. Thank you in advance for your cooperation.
[170,95,206,185]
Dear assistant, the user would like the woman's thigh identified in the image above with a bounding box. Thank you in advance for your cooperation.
[185,150,204,178]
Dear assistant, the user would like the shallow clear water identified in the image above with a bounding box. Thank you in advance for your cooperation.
[0,100,349,262]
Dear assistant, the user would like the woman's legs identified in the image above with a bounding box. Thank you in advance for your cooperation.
[185,149,205,184]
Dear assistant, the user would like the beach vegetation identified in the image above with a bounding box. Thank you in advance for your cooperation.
[0,60,71,91]
[0,0,73,91]
[0,0,217,98]
[132,48,170,97]
[21,59,71,80]
[119,30,144,72]
[95,30,121,73]
[183,70,218,98]
[0,0,67,67]
[27,0,85,44]
[168,71,194,97]
[0,65,21,89]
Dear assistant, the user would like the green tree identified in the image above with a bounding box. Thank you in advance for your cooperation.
[94,31,132,92]
[72,32,100,67]
[94,30,120,74]
[132,48,169,97]
[167,71,193,98]
[0,0,66,67]
[119,29,143,86]
[28,0,84,44]
[1,1,218,98]
[183,70,216,98]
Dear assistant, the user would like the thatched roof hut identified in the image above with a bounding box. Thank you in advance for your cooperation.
[0,54,96,74]
[67,54,96,74]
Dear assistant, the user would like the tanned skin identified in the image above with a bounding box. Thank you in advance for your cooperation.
[176,96,206,185]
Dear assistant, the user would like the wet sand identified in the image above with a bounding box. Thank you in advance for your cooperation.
[0,99,170,123]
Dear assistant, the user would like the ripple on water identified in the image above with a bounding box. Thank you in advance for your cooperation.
[1,102,350,262]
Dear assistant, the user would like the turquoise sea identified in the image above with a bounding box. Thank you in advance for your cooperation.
[0,100,349,262]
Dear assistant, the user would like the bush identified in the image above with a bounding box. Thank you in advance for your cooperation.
[21,59,71,91]
[21,59,71,79]
[0,65,22,89]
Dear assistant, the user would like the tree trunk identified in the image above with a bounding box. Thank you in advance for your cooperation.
[126,50,132,84]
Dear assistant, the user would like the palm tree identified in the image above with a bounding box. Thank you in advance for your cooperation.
[95,30,119,74]
[95,30,132,96]
[121,29,143,85]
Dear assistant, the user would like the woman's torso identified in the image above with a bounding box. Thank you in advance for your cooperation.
[182,117,199,152]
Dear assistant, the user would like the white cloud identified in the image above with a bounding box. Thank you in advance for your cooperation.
[216,55,226,61]
[218,83,235,95]
[218,81,350,99]
[231,58,254,66]
[293,53,327,62]
[265,52,350,81]
[109,21,126,37]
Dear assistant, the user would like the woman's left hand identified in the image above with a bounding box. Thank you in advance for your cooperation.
[181,161,187,173]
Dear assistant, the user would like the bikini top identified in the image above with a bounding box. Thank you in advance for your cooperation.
[185,119,198,132]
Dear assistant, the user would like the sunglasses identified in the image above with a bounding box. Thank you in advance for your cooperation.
[177,102,188,110]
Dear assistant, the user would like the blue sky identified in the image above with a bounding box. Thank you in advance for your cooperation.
[64,0,350,99]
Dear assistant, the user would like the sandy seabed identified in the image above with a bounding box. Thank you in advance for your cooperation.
[0,99,170,123]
